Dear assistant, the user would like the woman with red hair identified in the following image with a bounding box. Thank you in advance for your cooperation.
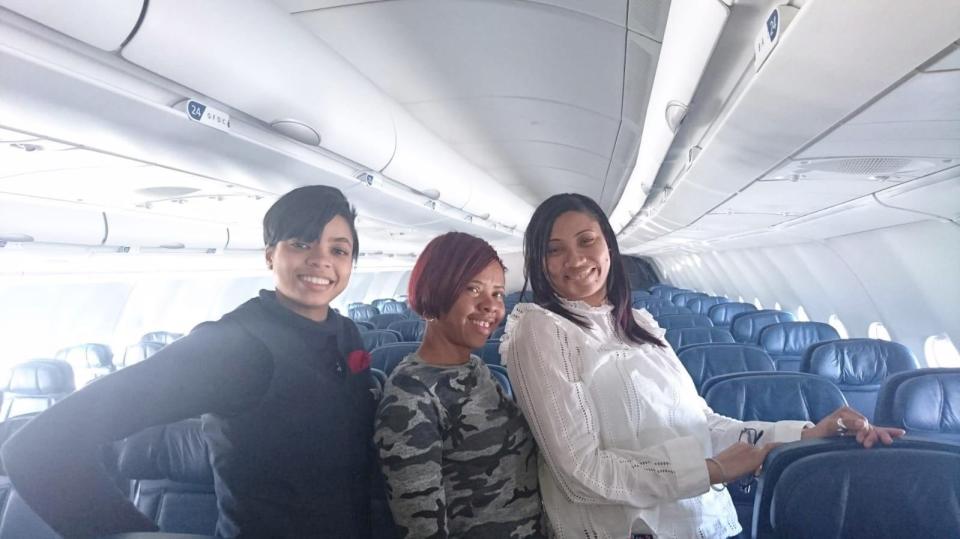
[375,232,543,538]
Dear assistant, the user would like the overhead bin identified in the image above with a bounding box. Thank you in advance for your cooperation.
[104,211,228,250]
[119,0,396,173]
[0,0,144,52]
[0,197,106,246]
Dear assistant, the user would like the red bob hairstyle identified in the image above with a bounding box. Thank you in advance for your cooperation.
[408,232,505,319]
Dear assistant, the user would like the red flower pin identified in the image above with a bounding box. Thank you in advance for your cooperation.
[347,349,371,374]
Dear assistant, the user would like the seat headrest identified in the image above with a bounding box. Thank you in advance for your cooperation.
[687,296,727,315]
[386,319,426,342]
[361,329,401,351]
[655,314,713,330]
[801,338,918,386]
[755,438,960,538]
[676,344,775,392]
[703,372,846,422]
[875,368,960,428]
[5,360,75,395]
[140,331,182,345]
[55,343,114,369]
[121,341,165,368]
[115,419,213,484]
[730,309,796,343]
[348,304,379,321]
[758,321,840,356]
[379,300,408,314]
[671,292,708,307]
[487,365,513,400]
[888,372,960,435]
[665,327,735,351]
[646,303,693,317]
[370,342,421,374]
[706,302,757,326]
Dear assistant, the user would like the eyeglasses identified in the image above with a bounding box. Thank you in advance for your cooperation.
[737,428,765,494]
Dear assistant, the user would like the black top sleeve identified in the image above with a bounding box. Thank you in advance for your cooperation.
[0,321,273,539]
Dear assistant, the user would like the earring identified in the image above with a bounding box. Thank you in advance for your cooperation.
[425,317,437,322]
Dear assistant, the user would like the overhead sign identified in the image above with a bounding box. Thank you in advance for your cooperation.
[186,99,231,132]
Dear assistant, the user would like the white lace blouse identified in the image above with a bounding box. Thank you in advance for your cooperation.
[500,300,810,539]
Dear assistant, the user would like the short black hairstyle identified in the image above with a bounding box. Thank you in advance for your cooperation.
[262,185,359,261]
[522,193,664,347]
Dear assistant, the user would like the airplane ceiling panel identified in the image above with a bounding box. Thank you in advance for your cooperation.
[626,0,669,41]
[798,70,960,160]
[717,179,895,217]
[688,213,789,234]
[875,167,960,222]
[923,42,960,71]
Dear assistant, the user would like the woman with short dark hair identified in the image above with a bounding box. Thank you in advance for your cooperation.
[375,231,543,538]
[3,185,377,538]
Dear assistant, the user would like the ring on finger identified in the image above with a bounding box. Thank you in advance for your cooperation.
[836,417,849,435]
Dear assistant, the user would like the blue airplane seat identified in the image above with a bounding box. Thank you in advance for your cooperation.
[370,342,421,374]
[121,341,165,368]
[757,321,839,371]
[379,300,408,315]
[650,286,681,299]
[354,320,376,331]
[55,343,115,386]
[370,298,393,311]
[686,296,728,315]
[676,343,775,394]
[707,302,757,328]
[348,304,379,322]
[671,292,708,308]
[654,314,713,331]
[475,340,502,366]
[487,365,513,401]
[801,338,919,422]
[140,331,183,345]
[664,327,735,353]
[873,368,960,443]
[633,297,672,310]
[386,319,426,342]
[752,437,960,538]
[644,303,694,318]
[729,309,795,344]
[361,329,402,352]
[368,312,406,330]
[1,360,75,421]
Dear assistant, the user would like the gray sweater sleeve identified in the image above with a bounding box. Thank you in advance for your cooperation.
[0,321,272,539]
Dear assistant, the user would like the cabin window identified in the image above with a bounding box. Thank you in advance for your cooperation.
[738,295,745,303]
[753,297,763,310]
[796,306,810,322]
[924,334,960,368]
[828,315,850,339]
[868,322,891,341]
[774,302,782,311]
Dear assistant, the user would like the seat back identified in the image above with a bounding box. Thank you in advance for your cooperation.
[650,286,681,299]
[633,297,672,310]
[379,300,408,314]
[873,368,960,442]
[370,368,387,402]
[370,342,421,374]
[644,303,693,318]
[121,341,165,368]
[676,344,775,394]
[115,419,217,535]
[729,309,795,344]
[354,320,376,331]
[386,319,426,342]
[686,296,728,315]
[55,343,115,387]
[370,298,393,311]
[630,290,652,302]
[348,304,379,321]
[802,338,918,422]
[140,331,183,345]
[368,312,406,330]
[664,327,735,352]
[1,360,75,420]
[361,329,402,352]
[757,321,839,371]
[671,292,708,307]
[0,414,61,539]
[487,365,513,400]
[703,372,846,422]
[753,438,960,539]
[707,302,757,328]
[475,340,502,366]
[654,314,713,330]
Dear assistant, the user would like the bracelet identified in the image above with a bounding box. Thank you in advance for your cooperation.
[706,458,727,492]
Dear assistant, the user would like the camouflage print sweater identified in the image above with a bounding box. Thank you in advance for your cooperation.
[375,353,543,538]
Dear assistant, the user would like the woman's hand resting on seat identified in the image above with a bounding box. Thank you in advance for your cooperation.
[800,406,906,448]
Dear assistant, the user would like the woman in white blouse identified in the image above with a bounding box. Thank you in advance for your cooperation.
[500,193,904,539]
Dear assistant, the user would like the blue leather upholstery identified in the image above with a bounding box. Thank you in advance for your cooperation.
[121,341,165,368]
[140,331,183,345]
[115,419,217,535]
[630,290,652,302]
[753,438,960,539]
[802,338,918,422]
[650,286,681,299]
[379,300,408,315]
[487,365,513,400]
[386,319,426,342]
[757,321,839,371]
[686,296,728,315]
[666,289,695,302]
[370,298,393,311]
[664,327,734,352]
[368,312,406,330]
[707,302,757,328]
[371,342,421,374]
[354,320,376,331]
[55,343,115,387]
[703,372,845,422]
[475,340,502,366]
[671,292,708,307]
[348,304,379,321]
[361,329,402,352]
[729,310,796,344]
[654,314,713,330]
[490,326,506,341]
[644,303,694,318]
[633,297,671,310]
[873,368,960,442]
[1,360,75,420]
[370,368,387,402]
[0,414,60,539]
[676,344,775,394]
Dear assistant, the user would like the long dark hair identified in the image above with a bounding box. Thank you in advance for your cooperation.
[522,193,664,347]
